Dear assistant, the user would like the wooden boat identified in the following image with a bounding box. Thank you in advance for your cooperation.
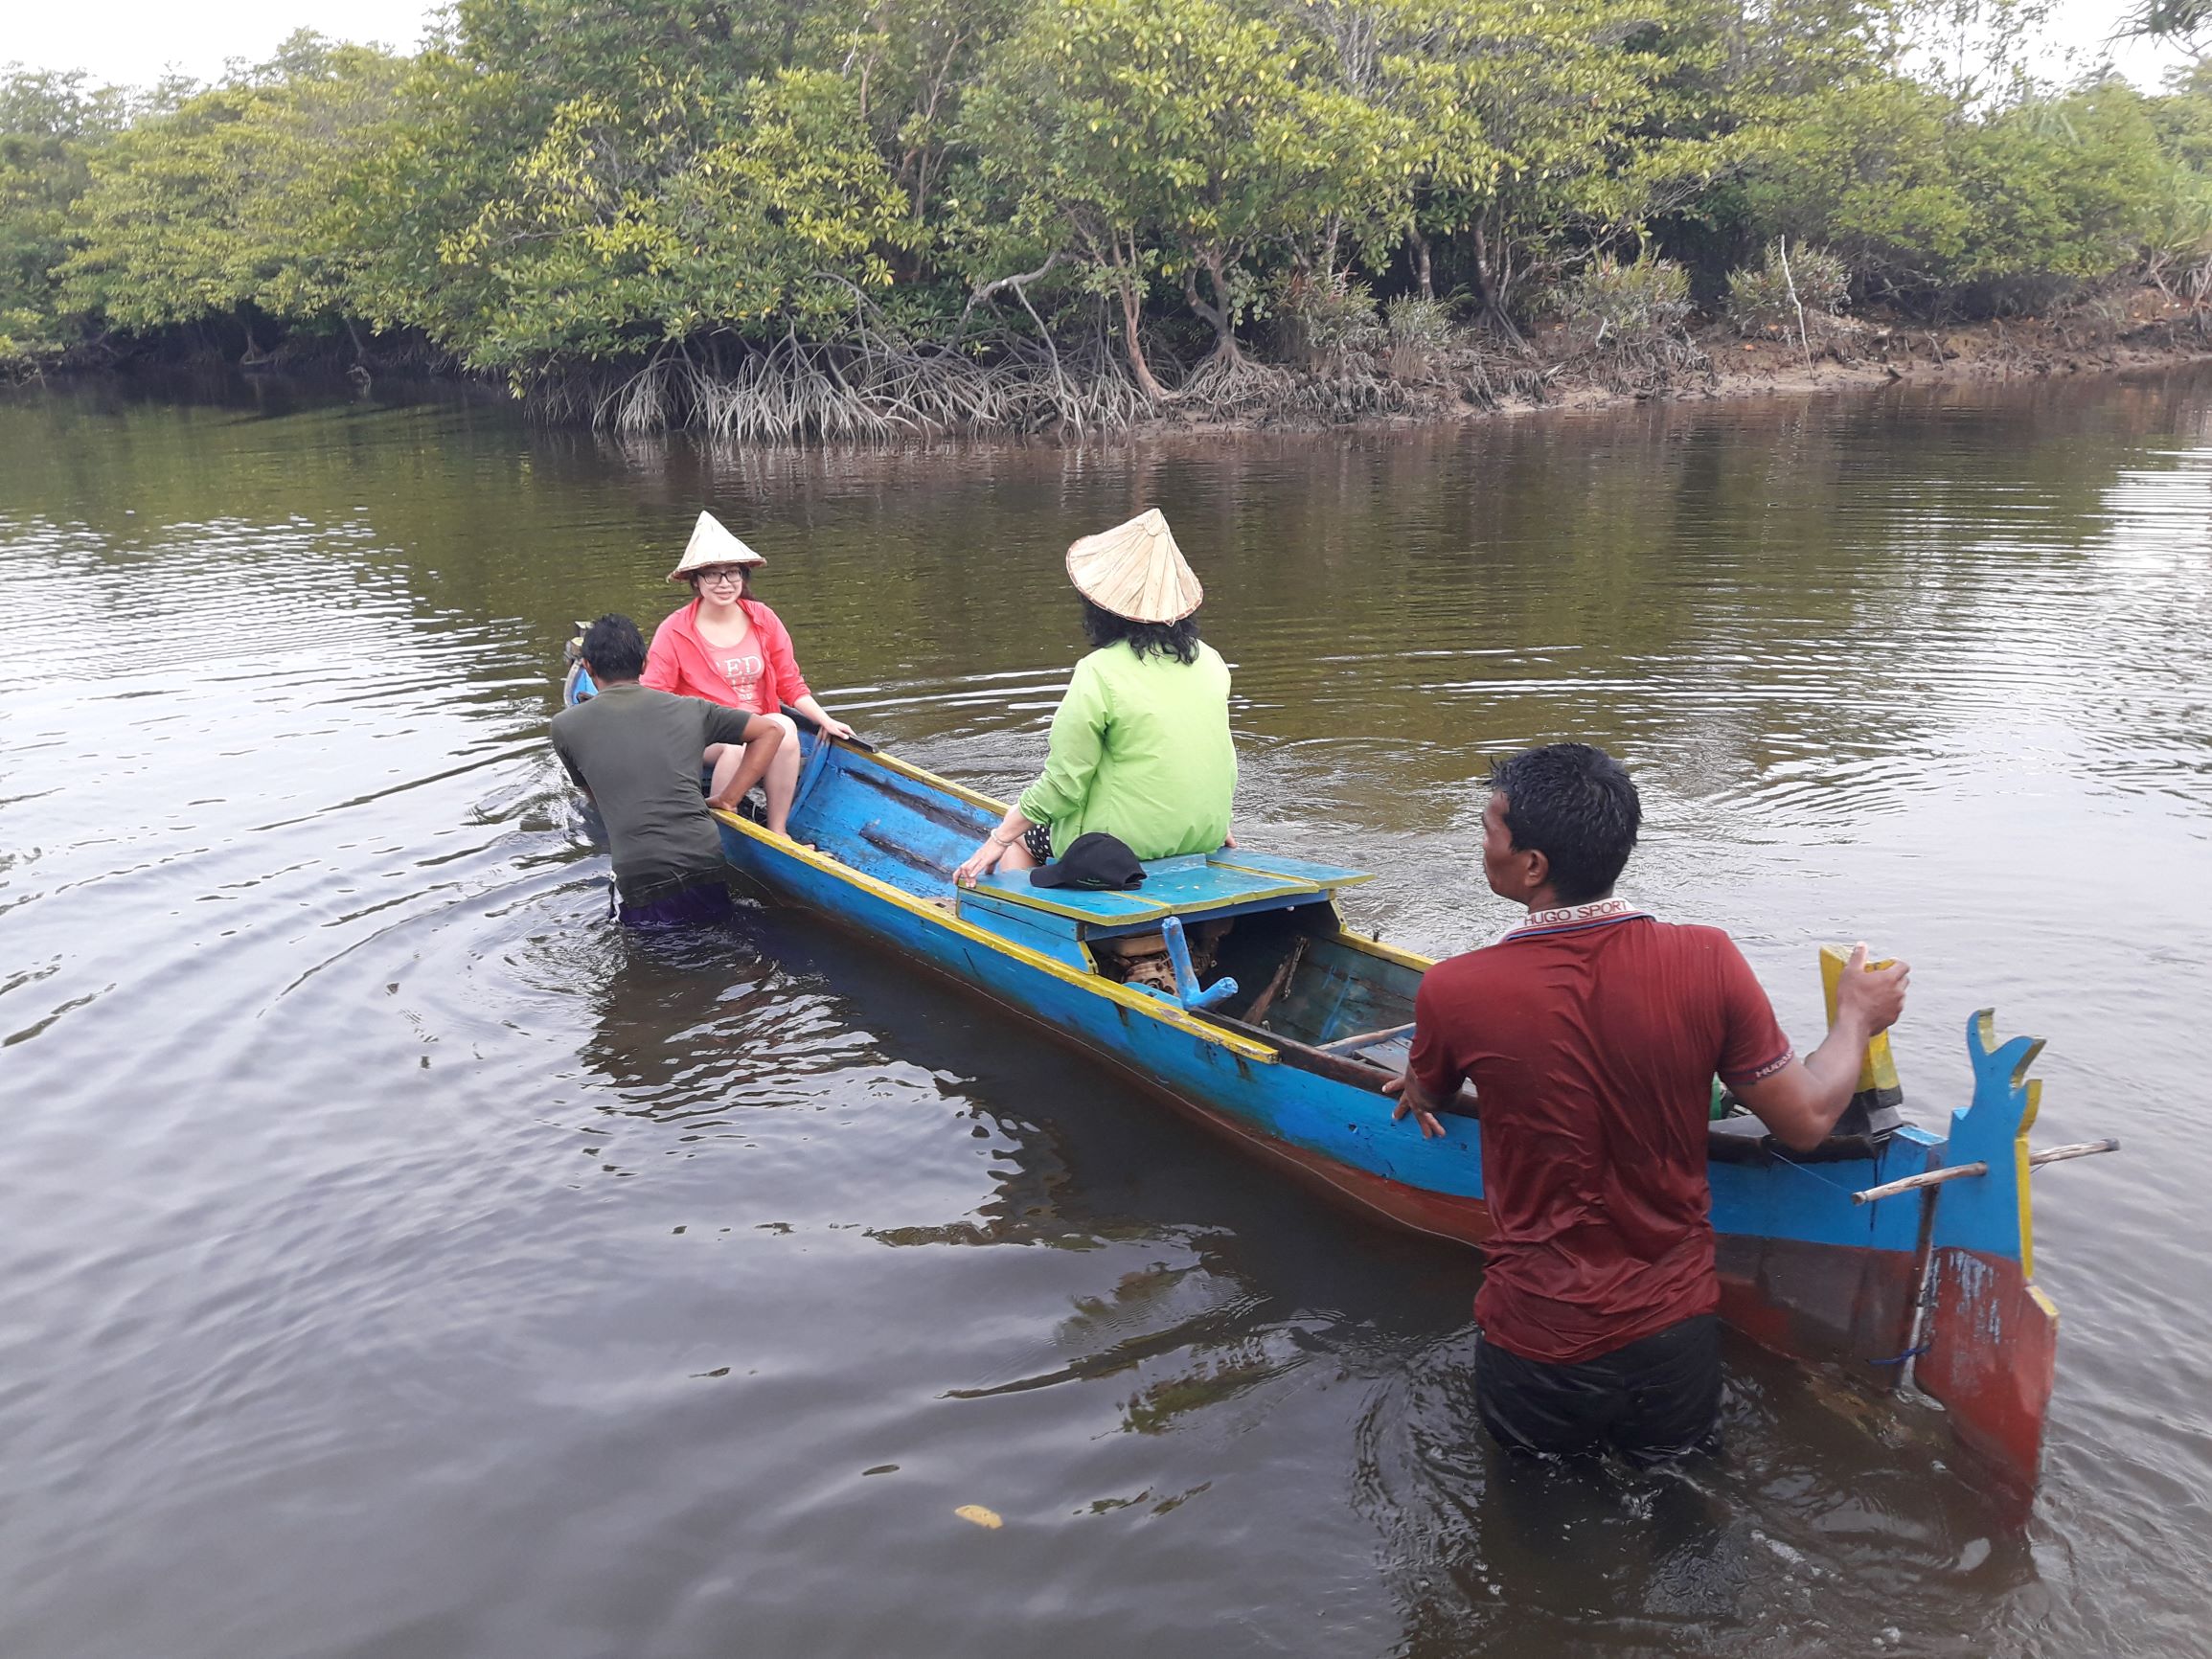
[566,664,2107,1496]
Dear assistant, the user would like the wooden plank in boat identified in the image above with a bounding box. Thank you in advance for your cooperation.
[1208,850,1375,889]
[970,853,1317,923]
[967,873,1172,923]
[1132,856,1319,913]
[947,890,1098,966]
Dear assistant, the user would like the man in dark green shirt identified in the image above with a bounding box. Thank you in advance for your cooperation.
[551,614,783,926]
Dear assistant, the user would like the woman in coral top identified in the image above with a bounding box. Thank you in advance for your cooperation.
[642,511,854,837]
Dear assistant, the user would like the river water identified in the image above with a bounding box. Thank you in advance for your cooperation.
[3,371,2209,1658]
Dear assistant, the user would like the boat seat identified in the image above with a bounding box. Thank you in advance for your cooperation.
[968,851,1359,930]
[1205,850,1374,889]
[1705,1110,1893,1167]
[1705,1114,1776,1163]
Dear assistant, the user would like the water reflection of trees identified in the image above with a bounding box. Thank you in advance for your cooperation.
[11,372,2210,770]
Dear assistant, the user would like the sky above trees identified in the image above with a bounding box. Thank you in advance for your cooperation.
[3,0,2190,90]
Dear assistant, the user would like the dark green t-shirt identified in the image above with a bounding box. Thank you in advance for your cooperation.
[550,683,753,898]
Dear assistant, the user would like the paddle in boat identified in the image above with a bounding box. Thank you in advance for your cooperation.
[561,650,2112,1501]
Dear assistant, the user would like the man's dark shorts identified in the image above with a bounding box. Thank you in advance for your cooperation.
[1475,1312,1722,1466]
[616,875,735,929]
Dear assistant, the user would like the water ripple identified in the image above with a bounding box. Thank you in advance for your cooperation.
[2,376,2210,1659]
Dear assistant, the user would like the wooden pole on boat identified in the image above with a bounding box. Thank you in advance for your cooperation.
[1853,1138,2118,1205]
[1243,937,1306,1027]
[1852,1162,1989,1205]
[2027,1138,2120,1168]
[1318,1021,1417,1056]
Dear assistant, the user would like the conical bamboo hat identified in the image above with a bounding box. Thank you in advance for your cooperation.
[1065,510,1202,624]
[666,511,766,581]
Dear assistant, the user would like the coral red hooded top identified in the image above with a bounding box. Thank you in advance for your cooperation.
[640,598,811,716]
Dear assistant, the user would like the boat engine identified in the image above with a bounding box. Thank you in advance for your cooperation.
[1095,920,1230,995]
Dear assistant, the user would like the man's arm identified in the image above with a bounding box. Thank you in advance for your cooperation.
[550,730,591,802]
[1385,974,1457,1140]
[1731,943,1909,1152]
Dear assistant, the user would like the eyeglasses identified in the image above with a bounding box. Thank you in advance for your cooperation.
[696,568,747,587]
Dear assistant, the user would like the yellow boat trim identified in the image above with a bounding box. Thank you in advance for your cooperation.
[1328,929,1437,973]
[2011,1057,2043,1283]
[966,886,1169,924]
[709,807,1281,1064]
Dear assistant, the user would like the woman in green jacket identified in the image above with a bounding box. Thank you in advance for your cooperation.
[954,510,1236,886]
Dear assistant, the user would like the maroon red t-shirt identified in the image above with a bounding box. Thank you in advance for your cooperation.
[1408,903,1793,1365]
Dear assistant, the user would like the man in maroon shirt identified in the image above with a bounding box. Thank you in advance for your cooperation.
[1388,743,1909,1464]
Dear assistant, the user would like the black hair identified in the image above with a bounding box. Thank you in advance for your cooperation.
[1488,743,1641,906]
[581,613,648,681]
[1080,596,1201,665]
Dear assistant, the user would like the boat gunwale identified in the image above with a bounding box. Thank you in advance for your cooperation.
[709,798,1283,1064]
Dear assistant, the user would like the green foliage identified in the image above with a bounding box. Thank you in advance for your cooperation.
[1947,84,2169,307]
[1562,255,1693,348]
[2119,0,2211,58]
[1726,242,1851,332]
[961,0,1390,374]
[4,0,2211,404]
[1385,294,1453,352]
[1279,268,1382,361]
[1739,75,2177,310]
[1310,0,1719,319]
[1735,76,1974,293]
[431,65,916,372]
[57,35,406,343]
[0,70,128,367]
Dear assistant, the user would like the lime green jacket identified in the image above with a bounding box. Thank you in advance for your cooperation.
[1017,642,1236,860]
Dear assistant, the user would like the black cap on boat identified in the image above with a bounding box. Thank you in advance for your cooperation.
[1028,832,1146,891]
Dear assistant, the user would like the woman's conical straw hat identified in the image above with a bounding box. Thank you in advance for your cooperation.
[1065,510,1202,624]
[667,511,766,581]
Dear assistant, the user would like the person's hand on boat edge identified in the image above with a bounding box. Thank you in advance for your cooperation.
[814,716,856,742]
[956,806,1045,887]
[1385,1072,1447,1139]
